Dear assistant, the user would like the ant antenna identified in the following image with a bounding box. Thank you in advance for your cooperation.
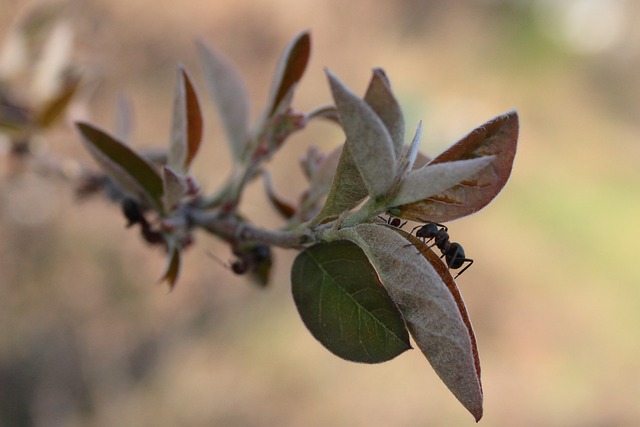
[205,250,248,275]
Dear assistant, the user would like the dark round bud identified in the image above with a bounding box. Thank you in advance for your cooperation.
[121,198,143,227]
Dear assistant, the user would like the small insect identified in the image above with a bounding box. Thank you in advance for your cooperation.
[378,215,407,228]
[207,244,272,283]
[410,222,474,278]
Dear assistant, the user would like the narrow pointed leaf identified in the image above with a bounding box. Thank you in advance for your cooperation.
[335,224,483,421]
[265,31,311,116]
[391,156,495,208]
[160,244,181,290]
[168,66,203,172]
[182,67,203,169]
[291,240,411,363]
[395,111,518,223]
[361,68,404,157]
[313,72,400,222]
[327,70,396,199]
[396,121,423,181]
[76,122,164,212]
[197,40,250,161]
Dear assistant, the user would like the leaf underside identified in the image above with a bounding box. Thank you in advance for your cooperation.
[314,71,401,221]
[169,66,203,173]
[76,122,164,212]
[291,240,411,364]
[267,31,311,116]
[396,110,518,223]
[335,224,483,421]
[197,39,250,161]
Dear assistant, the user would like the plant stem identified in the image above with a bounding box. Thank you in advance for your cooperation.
[187,208,310,249]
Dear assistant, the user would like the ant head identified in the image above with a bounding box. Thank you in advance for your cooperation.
[231,259,249,274]
[415,222,440,238]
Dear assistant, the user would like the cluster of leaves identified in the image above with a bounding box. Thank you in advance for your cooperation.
[291,69,518,420]
[1,20,519,420]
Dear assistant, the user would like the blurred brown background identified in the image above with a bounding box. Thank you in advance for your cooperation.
[1,0,640,426]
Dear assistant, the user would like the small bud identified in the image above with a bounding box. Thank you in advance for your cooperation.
[121,198,144,227]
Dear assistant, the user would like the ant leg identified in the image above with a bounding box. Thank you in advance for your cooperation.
[409,224,423,235]
[453,258,474,279]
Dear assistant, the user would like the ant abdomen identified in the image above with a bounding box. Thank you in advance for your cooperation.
[411,222,474,279]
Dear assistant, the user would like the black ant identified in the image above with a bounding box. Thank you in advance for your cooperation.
[410,222,474,279]
[206,244,271,276]
[378,215,407,228]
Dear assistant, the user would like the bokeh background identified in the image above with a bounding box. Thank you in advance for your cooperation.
[1,0,640,426]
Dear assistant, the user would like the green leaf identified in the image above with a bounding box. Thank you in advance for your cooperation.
[394,111,519,223]
[197,39,250,162]
[327,70,396,199]
[168,65,203,173]
[335,224,483,421]
[76,122,164,213]
[291,240,411,363]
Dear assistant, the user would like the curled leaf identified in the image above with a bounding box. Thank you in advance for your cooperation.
[395,111,518,223]
[291,240,411,363]
[305,104,339,124]
[265,31,311,117]
[168,65,203,173]
[197,39,250,161]
[335,224,483,421]
[76,122,164,213]
[326,70,396,199]
[262,171,296,219]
